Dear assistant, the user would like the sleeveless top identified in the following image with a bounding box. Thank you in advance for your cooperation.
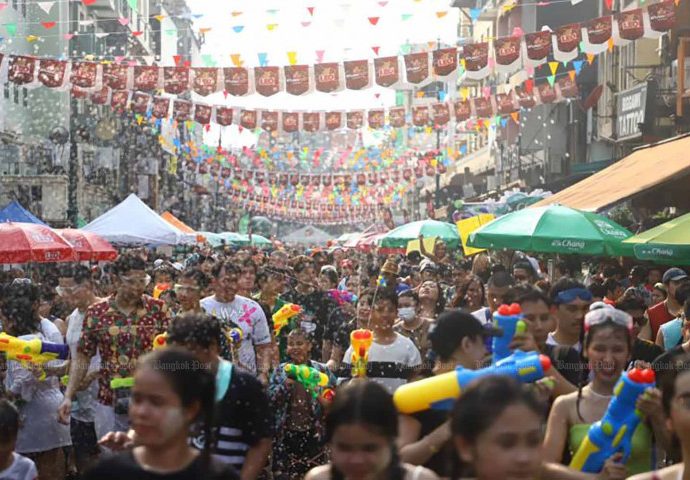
[648,302,675,341]
[568,423,653,476]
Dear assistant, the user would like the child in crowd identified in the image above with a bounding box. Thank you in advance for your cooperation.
[0,399,38,480]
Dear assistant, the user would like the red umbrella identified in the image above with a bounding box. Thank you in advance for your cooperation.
[57,229,118,262]
[0,222,76,264]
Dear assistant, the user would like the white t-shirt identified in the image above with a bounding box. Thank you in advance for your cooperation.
[546,332,582,353]
[471,306,492,325]
[65,308,100,423]
[0,453,37,480]
[341,333,422,394]
[200,295,271,374]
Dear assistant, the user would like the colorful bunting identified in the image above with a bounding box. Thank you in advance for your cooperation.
[315,50,325,63]
[307,6,314,15]
[469,8,482,21]
[372,46,380,56]
[547,75,556,87]
[82,0,96,5]
[231,11,242,16]
[586,53,595,64]
[36,2,55,14]
[266,24,278,31]
[0,3,7,11]
[127,0,137,9]
[287,51,298,65]
[568,70,576,81]
[232,26,244,33]
[230,54,243,67]
[548,61,559,75]
[6,23,16,36]
[436,11,448,18]
[368,17,380,25]
[118,17,129,25]
[573,59,584,74]
[401,13,413,21]
[41,21,56,29]
[258,52,268,67]
[301,21,311,27]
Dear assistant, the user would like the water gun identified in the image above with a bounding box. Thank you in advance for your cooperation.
[153,283,172,299]
[491,303,527,363]
[284,363,330,399]
[152,332,168,350]
[0,332,69,380]
[394,350,551,414]
[350,329,373,378]
[570,368,656,473]
[328,289,358,306]
[225,327,243,345]
[272,303,302,337]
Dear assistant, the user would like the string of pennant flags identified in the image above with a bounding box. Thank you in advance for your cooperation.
[0,0,677,96]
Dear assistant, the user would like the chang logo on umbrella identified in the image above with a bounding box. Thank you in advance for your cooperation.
[551,239,586,250]
[641,247,674,258]
[593,219,628,239]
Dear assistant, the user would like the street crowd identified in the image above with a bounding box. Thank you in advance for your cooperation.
[1,239,690,480]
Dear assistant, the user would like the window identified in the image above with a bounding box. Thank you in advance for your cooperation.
[13,85,19,105]
[22,88,28,107]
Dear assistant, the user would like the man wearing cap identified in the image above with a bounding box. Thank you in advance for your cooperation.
[639,267,689,343]
[380,257,409,295]
[419,259,439,283]
[398,310,499,477]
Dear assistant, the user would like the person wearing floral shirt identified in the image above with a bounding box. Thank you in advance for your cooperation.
[58,254,171,440]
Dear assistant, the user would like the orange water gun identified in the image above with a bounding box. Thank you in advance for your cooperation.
[350,329,373,378]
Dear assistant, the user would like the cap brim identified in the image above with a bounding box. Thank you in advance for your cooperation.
[671,275,688,282]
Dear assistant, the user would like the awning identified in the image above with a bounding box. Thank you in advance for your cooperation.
[532,134,690,212]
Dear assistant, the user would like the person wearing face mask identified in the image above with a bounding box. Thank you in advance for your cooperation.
[394,290,432,361]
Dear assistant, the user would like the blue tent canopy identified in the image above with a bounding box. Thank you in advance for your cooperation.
[0,200,48,226]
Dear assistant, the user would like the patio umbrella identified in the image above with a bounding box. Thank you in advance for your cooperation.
[467,205,634,256]
[623,213,690,264]
[57,229,118,262]
[0,222,76,264]
[378,220,460,249]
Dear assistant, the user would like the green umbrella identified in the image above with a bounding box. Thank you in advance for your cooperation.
[378,220,460,249]
[467,205,634,256]
[623,213,690,264]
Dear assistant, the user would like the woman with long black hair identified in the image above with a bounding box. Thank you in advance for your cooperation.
[83,348,238,479]
[306,380,438,480]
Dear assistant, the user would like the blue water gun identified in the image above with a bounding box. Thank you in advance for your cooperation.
[394,350,551,414]
[570,368,656,473]
[491,303,527,363]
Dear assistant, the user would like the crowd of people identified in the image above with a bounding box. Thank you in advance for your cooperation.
[1,239,690,480]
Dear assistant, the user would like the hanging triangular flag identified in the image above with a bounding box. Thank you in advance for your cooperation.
[154,14,165,21]
[232,26,244,33]
[547,75,556,87]
[368,17,379,25]
[315,50,325,62]
[401,13,412,21]
[0,3,8,11]
[525,78,534,93]
[165,29,175,36]
[586,53,595,65]
[201,54,215,67]
[6,23,17,36]
[199,27,212,34]
[230,54,243,66]
[307,6,314,15]
[82,0,96,5]
[64,32,74,40]
[258,52,268,66]
[548,61,559,75]
[604,0,613,10]
[95,32,109,39]
[231,11,242,16]
[287,51,297,65]
[132,31,143,36]
[378,1,388,5]
[266,24,278,31]
[37,1,55,14]
[568,70,576,81]
[501,118,508,128]
[436,11,448,18]
[173,55,182,66]
[399,43,411,54]
[26,35,39,42]
[460,87,470,100]
[607,38,614,52]
[127,0,137,9]
[510,112,520,123]
[573,60,583,75]
[469,8,482,21]
[372,46,380,55]
[562,60,568,68]
[301,21,311,27]
[118,17,129,25]
[41,21,56,29]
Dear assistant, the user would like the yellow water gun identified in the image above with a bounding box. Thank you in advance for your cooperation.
[0,332,69,380]
[350,329,373,378]
[272,303,302,337]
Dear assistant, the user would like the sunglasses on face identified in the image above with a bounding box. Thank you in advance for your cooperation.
[555,288,593,305]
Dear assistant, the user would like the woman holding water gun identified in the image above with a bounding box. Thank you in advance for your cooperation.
[629,354,690,480]
[268,328,336,480]
[1,281,71,480]
[544,303,667,477]
[306,380,439,480]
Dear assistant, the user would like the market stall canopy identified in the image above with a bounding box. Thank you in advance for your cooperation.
[235,233,272,247]
[468,205,634,256]
[160,211,205,243]
[82,194,195,246]
[532,134,690,212]
[623,213,690,264]
[0,222,75,264]
[56,229,118,262]
[283,226,332,246]
[378,220,460,249]
[0,200,48,226]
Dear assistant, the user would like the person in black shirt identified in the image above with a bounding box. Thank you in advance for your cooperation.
[617,296,664,365]
[83,348,238,480]
[99,313,272,480]
[283,256,343,362]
